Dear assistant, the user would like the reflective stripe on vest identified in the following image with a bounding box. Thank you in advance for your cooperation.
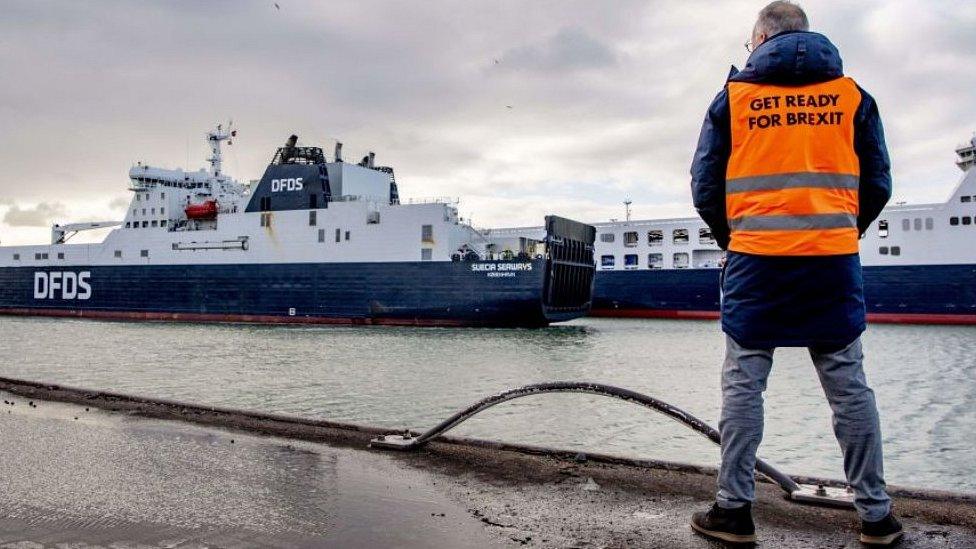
[725,77,862,256]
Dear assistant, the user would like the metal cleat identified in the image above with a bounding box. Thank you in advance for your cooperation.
[369,433,420,451]
[789,483,855,508]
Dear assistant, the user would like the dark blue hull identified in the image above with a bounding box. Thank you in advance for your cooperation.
[0,259,579,328]
[591,264,976,324]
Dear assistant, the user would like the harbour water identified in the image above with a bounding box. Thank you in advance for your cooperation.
[1,316,973,493]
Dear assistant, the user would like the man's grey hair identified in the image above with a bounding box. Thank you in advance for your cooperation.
[755,1,809,37]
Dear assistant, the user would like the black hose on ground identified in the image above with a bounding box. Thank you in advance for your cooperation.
[370,381,801,495]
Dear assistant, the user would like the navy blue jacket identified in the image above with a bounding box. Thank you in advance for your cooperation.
[690,31,892,349]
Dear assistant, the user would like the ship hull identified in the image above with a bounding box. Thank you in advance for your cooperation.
[591,264,976,325]
[0,259,577,328]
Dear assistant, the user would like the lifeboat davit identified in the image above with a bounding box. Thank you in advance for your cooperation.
[184,200,218,220]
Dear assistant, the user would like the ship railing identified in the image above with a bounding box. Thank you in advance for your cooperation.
[168,219,218,232]
[404,196,459,205]
[329,195,389,204]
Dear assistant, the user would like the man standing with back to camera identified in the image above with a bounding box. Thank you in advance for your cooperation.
[689,1,902,545]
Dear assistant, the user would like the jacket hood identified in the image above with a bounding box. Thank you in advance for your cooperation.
[730,31,843,85]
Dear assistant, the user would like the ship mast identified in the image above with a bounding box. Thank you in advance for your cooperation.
[206,122,236,177]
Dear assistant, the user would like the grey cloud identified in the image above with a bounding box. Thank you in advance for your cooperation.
[0,0,972,245]
[3,202,67,227]
[498,27,618,73]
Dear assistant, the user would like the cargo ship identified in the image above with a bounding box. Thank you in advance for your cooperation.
[0,125,596,327]
[490,135,976,325]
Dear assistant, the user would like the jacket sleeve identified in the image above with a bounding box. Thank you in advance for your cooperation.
[690,88,731,250]
[853,86,892,235]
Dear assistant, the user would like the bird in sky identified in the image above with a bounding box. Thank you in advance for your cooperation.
[274,2,280,9]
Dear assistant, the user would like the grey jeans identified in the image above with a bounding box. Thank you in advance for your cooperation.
[716,335,892,521]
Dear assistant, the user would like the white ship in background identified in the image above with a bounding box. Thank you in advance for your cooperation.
[492,135,976,324]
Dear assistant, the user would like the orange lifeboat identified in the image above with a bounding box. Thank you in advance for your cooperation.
[184,200,218,220]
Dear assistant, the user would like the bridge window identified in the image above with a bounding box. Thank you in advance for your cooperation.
[673,228,689,244]
[140,250,149,258]
[309,210,317,226]
[963,195,973,203]
[34,253,41,260]
[879,246,889,255]
[913,218,922,231]
[57,252,64,260]
[12,253,19,260]
[600,255,615,268]
[647,230,663,246]
[951,217,959,226]
[421,224,433,243]
[965,216,974,226]
[699,227,715,245]
[878,220,888,237]
[673,252,689,268]
[318,229,325,243]
[600,233,615,243]
[114,250,122,258]
[421,248,433,261]
[891,246,901,256]
[623,231,638,247]
[624,254,639,269]
[925,217,933,230]
[902,219,910,231]
[648,253,663,269]
[345,230,351,241]
[335,228,341,242]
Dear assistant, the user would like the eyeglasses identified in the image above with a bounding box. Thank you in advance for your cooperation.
[744,40,755,53]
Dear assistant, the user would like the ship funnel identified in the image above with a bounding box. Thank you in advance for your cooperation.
[285,135,298,148]
[368,151,375,168]
[335,142,343,162]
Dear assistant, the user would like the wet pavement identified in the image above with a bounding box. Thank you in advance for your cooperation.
[0,386,974,548]
[0,395,498,548]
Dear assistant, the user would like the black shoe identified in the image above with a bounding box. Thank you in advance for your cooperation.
[860,513,903,545]
[690,502,756,544]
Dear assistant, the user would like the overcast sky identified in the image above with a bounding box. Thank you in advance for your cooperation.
[0,0,973,245]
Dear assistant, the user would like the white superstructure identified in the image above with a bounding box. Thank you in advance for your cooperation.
[0,125,524,268]
[493,136,976,272]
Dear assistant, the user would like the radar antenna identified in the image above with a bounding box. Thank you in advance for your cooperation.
[206,121,237,177]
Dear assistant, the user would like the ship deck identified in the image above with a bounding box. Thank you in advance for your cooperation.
[1,377,973,548]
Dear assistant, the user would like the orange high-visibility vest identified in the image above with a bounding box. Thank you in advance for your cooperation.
[725,77,862,256]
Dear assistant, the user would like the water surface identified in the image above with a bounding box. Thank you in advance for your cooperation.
[1,316,973,492]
